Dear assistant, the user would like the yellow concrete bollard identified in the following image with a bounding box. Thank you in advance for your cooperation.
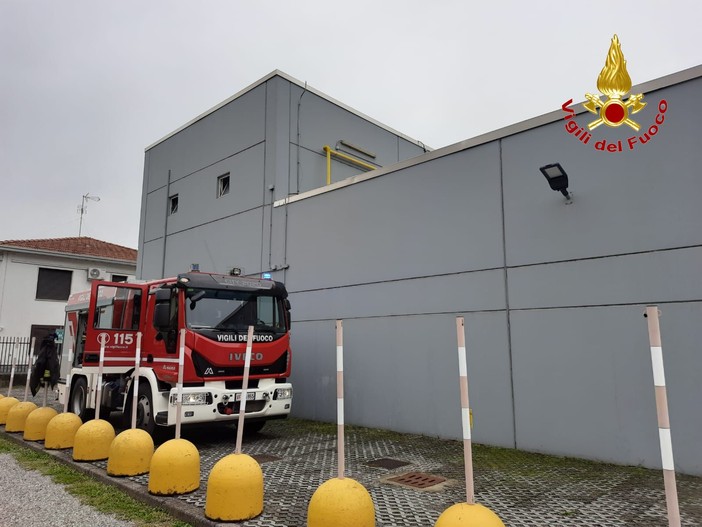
[205,453,263,521]
[23,407,58,441]
[72,419,116,461]
[107,429,154,477]
[435,503,506,527]
[307,477,375,527]
[0,397,20,424]
[5,401,38,432]
[44,412,83,449]
[148,438,200,495]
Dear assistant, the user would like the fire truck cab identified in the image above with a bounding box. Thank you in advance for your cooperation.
[58,271,293,435]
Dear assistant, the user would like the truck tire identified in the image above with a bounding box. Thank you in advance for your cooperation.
[70,377,95,422]
[135,382,156,435]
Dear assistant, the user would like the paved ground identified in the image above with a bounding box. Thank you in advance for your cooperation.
[1,387,701,526]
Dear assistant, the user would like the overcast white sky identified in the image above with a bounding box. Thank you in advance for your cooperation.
[1,1,700,249]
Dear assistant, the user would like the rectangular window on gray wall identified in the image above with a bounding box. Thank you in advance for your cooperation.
[111,274,128,283]
[217,174,230,198]
[169,194,179,215]
[36,268,72,301]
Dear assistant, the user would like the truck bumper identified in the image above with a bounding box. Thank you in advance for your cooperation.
[159,380,293,427]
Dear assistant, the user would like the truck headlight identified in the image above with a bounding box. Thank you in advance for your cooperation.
[170,392,210,405]
[274,388,292,400]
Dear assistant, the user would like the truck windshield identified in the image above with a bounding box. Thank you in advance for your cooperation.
[185,288,285,333]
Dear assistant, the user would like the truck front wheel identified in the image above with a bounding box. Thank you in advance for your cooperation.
[70,377,95,422]
[135,382,156,435]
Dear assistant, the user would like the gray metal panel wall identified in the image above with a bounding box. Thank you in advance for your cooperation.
[143,187,168,243]
[292,269,505,321]
[502,80,701,266]
[162,143,266,234]
[291,312,515,448]
[285,143,505,292]
[136,151,151,277]
[162,210,264,277]
[510,303,702,474]
[284,141,512,448]
[140,238,164,280]
[281,77,701,474]
[145,86,266,193]
[496,77,702,474]
[139,85,268,278]
[138,74,429,281]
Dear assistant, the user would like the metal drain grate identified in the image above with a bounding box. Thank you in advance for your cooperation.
[366,457,411,470]
[386,471,447,489]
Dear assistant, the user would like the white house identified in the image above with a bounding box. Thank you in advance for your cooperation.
[0,237,137,346]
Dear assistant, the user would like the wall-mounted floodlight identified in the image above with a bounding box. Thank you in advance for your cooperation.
[539,163,572,201]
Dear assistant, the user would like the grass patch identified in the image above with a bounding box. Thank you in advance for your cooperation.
[0,436,191,527]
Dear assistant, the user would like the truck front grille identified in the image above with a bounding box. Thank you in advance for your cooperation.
[192,350,288,378]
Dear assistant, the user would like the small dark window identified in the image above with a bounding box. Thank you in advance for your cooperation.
[169,194,179,215]
[217,174,230,198]
[36,268,73,301]
[111,274,128,283]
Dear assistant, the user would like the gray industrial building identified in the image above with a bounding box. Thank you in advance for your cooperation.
[138,68,702,475]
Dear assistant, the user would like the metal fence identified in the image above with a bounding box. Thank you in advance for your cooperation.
[0,336,33,375]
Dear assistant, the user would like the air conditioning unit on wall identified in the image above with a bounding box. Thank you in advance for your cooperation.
[87,267,107,280]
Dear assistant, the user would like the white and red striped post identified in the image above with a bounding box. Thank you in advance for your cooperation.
[7,338,18,396]
[235,325,254,454]
[94,337,107,420]
[336,319,345,479]
[456,316,474,504]
[63,338,75,413]
[130,332,143,429]
[175,328,186,439]
[62,321,75,413]
[645,306,681,527]
[22,337,37,401]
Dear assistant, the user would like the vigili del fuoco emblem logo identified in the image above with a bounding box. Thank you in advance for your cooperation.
[561,34,668,152]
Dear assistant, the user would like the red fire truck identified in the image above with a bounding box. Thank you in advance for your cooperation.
[57,271,293,435]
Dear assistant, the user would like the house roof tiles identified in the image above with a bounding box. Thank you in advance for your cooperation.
[0,237,137,263]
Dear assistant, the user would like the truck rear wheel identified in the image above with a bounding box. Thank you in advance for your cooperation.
[70,377,95,422]
[135,382,155,435]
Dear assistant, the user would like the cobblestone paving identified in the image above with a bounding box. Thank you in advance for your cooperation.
[5,387,702,526]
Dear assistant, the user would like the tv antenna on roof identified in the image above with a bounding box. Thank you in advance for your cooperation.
[78,193,100,236]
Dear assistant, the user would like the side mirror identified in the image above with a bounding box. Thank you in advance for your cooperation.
[153,303,171,331]
[284,299,291,311]
[153,288,172,332]
[155,288,171,303]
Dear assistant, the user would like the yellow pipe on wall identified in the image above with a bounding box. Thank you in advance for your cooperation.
[323,145,377,185]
